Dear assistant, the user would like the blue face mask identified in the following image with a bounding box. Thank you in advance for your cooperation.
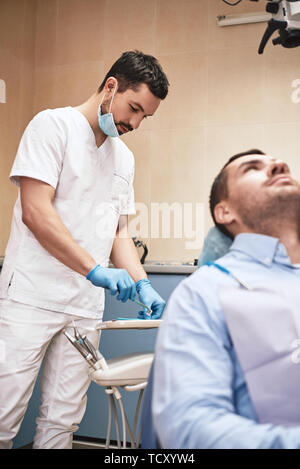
[98,87,119,138]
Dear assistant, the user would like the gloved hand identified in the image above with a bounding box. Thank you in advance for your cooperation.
[87,265,136,303]
[136,278,166,320]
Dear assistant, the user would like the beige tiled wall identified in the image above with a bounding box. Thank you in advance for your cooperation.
[0,0,37,255]
[1,0,300,261]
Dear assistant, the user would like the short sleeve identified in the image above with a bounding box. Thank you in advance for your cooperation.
[121,167,136,215]
[119,150,135,215]
[10,110,66,189]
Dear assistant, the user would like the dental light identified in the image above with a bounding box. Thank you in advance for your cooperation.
[219,0,300,54]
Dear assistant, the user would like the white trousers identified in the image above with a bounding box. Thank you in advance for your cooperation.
[0,298,102,449]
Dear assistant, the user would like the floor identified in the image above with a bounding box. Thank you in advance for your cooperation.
[20,439,118,449]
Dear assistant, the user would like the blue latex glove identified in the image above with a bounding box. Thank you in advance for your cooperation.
[197,227,233,267]
[136,279,166,320]
[87,265,136,303]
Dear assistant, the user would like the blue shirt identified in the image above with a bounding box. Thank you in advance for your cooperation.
[153,233,300,449]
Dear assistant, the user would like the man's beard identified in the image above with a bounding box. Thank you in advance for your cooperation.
[101,99,132,134]
[237,188,300,239]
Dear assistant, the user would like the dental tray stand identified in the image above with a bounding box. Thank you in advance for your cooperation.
[90,319,162,449]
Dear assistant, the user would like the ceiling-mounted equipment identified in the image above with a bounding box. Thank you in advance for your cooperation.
[217,11,271,26]
[218,0,300,53]
[259,0,300,53]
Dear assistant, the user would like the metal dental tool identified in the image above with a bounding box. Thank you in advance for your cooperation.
[63,329,98,369]
[133,299,152,317]
[63,322,106,370]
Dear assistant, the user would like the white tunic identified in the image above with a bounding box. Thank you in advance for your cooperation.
[0,107,135,318]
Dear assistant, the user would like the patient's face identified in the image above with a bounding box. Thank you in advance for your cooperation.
[225,154,300,230]
[226,154,297,195]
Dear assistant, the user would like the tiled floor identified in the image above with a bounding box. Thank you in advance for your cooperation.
[19,440,108,449]
[19,439,124,449]
[72,441,105,449]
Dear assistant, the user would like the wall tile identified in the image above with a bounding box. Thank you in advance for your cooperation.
[0,0,25,60]
[156,0,209,55]
[208,0,268,51]
[149,237,201,262]
[263,46,300,123]
[56,0,106,65]
[0,52,24,177]
[0,57,21,252]
[35,0,57,68]
[150,127,206,203]
[263,122,300,179]
[207,47,265,125]
[18,0,36,132]
[148,127,206,261]
[54,61,105,107]
[122,130,153,249]
[122,130,152,206]
[124,126,207,261]
[102,0,156,59]
[33,67,58,113]
[152,52,208,131]
[0,0,36,254]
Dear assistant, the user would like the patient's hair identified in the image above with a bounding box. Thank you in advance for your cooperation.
[209,149,266,239]
[98,50,169,100]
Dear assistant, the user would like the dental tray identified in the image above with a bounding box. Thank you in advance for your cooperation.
[97,319,162,330]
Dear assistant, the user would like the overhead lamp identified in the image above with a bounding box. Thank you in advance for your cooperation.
[217,11,272,27]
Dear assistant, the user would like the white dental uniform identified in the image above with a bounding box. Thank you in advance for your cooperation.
[0,106,135,449]
[0,106,135,318]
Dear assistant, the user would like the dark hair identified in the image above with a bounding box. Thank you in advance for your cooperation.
[209,149,266,239]
[98,50,169,100]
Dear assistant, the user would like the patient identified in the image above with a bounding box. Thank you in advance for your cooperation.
[152,149,300,449]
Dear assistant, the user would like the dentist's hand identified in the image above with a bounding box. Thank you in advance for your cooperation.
[136,279,166,320]
[87,265,136,303]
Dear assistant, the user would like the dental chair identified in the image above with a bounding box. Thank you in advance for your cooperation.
[140,361,160,449]
[197,227,232,267]
[89,319,161,449]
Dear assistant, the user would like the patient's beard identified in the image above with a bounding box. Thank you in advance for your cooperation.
[237,190,300,240]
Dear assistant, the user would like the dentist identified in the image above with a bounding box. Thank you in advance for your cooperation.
[0,51,169,449]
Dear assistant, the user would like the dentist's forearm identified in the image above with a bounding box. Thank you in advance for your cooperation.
[110,235,147,283]
[109,214,148,282]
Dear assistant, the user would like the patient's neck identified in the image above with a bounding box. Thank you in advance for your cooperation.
[242,221,300,264]
[277,229,300,264]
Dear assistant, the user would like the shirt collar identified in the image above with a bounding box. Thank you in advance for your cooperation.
[229,233,289,267]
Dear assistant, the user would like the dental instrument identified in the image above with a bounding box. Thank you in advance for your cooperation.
[133,298,152,317]
[71,320,100,359]
[63,329,98,369]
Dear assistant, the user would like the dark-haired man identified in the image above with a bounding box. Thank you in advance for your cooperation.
[0,51,169,449]
[153,150,300,449]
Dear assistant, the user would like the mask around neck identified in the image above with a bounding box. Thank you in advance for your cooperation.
[98,86,119,138]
